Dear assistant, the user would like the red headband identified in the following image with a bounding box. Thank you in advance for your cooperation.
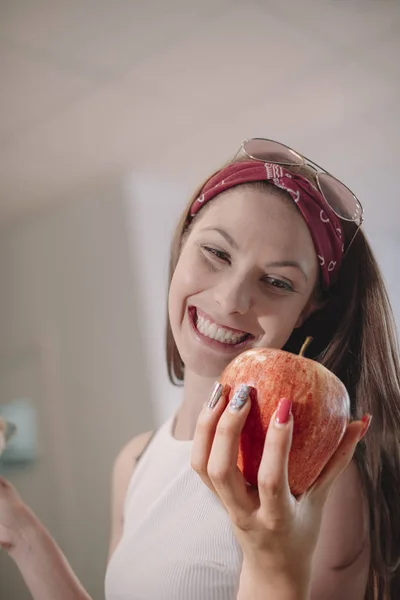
[188,160,344,290]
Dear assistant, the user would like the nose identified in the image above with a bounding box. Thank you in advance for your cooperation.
[213,275,252,315]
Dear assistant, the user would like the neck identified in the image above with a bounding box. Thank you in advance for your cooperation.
[173,370,219,441]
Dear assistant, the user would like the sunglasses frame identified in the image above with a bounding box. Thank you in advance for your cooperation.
[236,137,364,255]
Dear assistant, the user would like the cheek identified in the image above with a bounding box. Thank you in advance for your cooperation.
[172,250,213,297]
[257,297,310,347]
[257,315,294,348]
[168,253,205,323]
[168,270,185,330]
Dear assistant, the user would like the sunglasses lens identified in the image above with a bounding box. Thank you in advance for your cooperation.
[243,139,303,165]
[318,173,362,221]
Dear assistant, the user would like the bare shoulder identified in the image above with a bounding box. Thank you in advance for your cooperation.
[113,430,155,474]
[319,458,368,563]
[310,459,370,599]
[112,430,155,505]
[108,430,154,562]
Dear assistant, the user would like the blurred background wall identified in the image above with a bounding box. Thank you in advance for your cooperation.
[0,1,399,598]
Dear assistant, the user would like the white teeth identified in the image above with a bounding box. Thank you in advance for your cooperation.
[216,328,226,342]
[196,313,248,345]
[209,322,218,337]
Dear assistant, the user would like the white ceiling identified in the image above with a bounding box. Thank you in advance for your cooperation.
[0,0,399,228]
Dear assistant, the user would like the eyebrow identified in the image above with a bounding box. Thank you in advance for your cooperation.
[201,226,239,249]
[201,226,308,282]
[266,260,308,282]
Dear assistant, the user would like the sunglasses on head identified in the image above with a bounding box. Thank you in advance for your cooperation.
[235,138,364,254]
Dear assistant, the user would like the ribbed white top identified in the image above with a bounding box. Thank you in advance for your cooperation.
[105,414,243,600]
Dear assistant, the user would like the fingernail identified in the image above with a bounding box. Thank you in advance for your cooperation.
[275,398,292,427]
[206,382,223,410]
[228,384,250,413]
[359,414,372,441]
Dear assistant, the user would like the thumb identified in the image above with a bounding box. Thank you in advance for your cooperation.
[307,418,369,505]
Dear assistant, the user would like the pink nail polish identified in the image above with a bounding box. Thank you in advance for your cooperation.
[359,414,372,441]
[275,398,292,425]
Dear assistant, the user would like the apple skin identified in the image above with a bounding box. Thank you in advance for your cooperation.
[220,347,350,495]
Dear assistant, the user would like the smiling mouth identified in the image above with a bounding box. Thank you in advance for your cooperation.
[190,307,253,346]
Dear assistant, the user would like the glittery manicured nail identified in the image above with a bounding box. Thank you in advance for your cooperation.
[206,382,223,410]
[228,384,250,412]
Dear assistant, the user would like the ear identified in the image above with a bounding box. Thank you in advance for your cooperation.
[294,297,327,329]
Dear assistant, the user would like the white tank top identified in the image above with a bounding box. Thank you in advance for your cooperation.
[105,414,243,600]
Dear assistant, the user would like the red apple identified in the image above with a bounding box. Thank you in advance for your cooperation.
[219,345,350,495]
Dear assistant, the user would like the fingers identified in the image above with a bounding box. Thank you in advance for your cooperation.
[308,417,370,505]
[190,382,228,493]
[257,399,294,525]
[191,383,254,519]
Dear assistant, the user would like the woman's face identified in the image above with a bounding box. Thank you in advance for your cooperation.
[168,186,320,379]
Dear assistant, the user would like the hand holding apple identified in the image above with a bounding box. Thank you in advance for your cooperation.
[219,339,350,495]
[191,376,368,600]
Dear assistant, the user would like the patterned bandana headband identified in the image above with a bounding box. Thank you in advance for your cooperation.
[188,160,344,290]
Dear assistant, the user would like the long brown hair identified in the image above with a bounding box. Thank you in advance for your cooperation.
[165,158,400,599]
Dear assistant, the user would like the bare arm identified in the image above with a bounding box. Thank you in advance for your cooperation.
[237,565,310,600]
[236,461,369,600]
[2,430,153,600]
[10,515,92,600]
[2,415,91,600]
[310,460,370,600]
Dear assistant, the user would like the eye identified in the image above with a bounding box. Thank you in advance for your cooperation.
[202,245,231,263]
[262,276,294,292]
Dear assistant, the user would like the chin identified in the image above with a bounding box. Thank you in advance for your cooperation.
[176,331,254,382]
[170,303,290,379]
[174,329,245,380]
[181,351,231,379]
[173,305,256,376]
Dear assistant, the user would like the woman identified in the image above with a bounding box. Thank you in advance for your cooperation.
[1,138,399,599]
